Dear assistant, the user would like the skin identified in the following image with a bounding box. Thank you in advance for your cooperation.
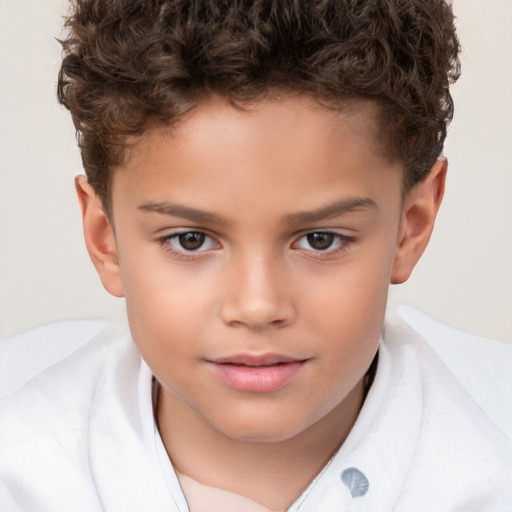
[77,94,446,509]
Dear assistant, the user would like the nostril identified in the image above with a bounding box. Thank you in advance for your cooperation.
[269,317,287,328]
[221,301,295,330]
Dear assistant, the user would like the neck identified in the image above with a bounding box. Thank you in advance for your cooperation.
[156,378,366,510]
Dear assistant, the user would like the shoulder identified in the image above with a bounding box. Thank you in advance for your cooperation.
[381,312,512,509]
[389,305,512,438]
[0,317,139,438]
[0,319,132,435]
[0,319,137,509]
[382,311,511,449]
[0,317,110,398]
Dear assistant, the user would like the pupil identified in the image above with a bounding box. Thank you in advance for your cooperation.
[307,232,334,250]
[179,232,205,250]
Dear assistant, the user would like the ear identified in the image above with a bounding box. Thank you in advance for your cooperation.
[75,176,124,297]
[391,158,447,284]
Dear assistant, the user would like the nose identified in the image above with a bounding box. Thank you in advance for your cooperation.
[220,254,296,330]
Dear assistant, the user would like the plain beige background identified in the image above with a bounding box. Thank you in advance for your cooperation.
[0,0,511,342]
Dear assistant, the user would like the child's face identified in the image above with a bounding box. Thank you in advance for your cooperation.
[99,95,408,441]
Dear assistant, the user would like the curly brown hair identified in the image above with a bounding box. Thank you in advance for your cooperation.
[57,0,460,214]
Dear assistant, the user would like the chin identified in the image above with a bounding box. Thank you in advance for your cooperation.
[207,411,312,444]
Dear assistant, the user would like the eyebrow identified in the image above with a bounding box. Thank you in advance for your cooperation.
[138,201,227,225]
[284,197,377,224]
[138,196,377,225]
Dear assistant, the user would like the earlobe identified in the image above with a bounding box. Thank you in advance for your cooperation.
[75,176,124,297]
[391,158,447,284]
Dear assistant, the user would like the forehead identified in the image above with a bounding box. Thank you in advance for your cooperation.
[163,94,385,160]
[112,94,402,217]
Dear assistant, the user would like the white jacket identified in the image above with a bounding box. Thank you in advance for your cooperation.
[1,317,511,511]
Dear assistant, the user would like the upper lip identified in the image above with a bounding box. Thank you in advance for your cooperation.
[209,353,307,367]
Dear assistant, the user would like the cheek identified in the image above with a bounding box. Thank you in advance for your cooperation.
[299,241,395,370]
[118,247,215,359]
[303,246,394,326]
[119,234,213,308]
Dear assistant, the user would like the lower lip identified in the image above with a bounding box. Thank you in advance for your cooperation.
[208,361,305,393]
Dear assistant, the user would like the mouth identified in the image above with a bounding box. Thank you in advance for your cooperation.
[207,354,309,393]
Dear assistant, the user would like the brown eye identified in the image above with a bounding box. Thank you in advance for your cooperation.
[178,232,206,251]
[161,230,219,256]
[306,232,335,250]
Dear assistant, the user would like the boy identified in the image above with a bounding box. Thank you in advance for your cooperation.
[1,0,511,510]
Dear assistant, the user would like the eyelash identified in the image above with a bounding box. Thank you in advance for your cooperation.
[292,232,355,259]
[157,231,219,260]
[157,230,355,260]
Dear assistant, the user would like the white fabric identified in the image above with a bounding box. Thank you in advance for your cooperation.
[1,315,511,511]
[0,318,109,398]
[397,304,512,438]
